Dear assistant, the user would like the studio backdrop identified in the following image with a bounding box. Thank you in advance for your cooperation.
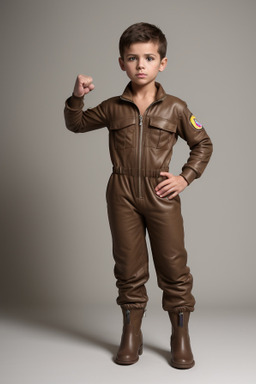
[1,0,255,310]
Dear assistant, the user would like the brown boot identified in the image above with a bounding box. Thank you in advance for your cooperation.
[115,308,144,365]
[168,311,195,369]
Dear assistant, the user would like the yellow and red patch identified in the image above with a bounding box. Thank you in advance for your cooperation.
[190,115,203,130]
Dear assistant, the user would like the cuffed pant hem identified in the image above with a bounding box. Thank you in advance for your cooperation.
[163,306,195,313]
[120,303,147,310]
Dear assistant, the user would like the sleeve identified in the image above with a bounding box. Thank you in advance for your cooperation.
[64,93,109,133]
[177,105,213,185]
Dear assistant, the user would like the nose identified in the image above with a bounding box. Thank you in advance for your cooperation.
[137,59,145,69]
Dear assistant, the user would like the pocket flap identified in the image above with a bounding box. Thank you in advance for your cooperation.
[109,117,136,131]
[149,117,177,133]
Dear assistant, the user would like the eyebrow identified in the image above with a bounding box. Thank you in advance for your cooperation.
[126,53,157,57]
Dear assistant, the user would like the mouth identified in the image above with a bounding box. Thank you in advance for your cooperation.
[136,73,147,78]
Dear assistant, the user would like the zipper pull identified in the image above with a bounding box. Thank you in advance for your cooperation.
[139,115,143,126]
[126,309,130,324]
[178,312,184,327]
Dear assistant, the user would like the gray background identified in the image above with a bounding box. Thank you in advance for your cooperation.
[1,1,256,383]
[1,0,255,310]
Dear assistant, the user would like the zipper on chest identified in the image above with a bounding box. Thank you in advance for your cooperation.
[120,96,165,199]
[138,114,143,199]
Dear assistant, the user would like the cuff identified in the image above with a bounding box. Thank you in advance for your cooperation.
[180,167,197,185]
[65,94,84,109]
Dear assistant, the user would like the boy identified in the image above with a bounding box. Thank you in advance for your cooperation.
[64,22,213,369]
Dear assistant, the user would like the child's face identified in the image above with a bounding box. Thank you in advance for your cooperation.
[119,41,167,87]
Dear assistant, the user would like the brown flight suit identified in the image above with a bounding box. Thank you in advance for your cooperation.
[64,82,213,313]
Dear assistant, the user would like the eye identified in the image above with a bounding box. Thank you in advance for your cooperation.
[146,56,154,62]
[128,56,136,61]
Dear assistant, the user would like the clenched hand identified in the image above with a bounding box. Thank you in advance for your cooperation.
[73,74,95,97]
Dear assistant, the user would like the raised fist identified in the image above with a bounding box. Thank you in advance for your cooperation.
[73,75,95,97]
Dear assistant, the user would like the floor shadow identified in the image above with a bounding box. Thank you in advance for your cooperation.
[144,342,170,364]
[0,308,117,359]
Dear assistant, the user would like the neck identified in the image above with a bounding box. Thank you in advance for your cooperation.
[131,81,157,99]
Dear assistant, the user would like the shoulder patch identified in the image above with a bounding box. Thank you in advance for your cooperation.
[190,115,203,130]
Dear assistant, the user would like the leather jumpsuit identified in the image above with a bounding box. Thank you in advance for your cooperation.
[64,82,213,313]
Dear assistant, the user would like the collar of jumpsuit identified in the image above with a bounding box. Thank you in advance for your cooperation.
[120,81,167,104]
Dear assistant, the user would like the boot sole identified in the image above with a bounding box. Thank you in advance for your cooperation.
[115,344,143,365]
[170,359,195,369]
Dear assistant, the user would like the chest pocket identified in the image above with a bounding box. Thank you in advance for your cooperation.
[109,118,136,149]
[146,117,177,149]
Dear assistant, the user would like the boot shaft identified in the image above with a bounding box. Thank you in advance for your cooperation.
[169,311,190,334]
[122,308,145,330]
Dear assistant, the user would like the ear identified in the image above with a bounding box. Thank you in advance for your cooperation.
[119,57,126,71]
[159,57,168,72]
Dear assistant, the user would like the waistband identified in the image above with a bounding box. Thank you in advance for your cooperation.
[112,166,169,177]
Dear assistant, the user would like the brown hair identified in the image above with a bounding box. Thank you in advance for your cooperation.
[119,22,167,59]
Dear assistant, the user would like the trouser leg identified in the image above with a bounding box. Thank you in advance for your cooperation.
[145,193,195,313]
[107,175,149,309]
